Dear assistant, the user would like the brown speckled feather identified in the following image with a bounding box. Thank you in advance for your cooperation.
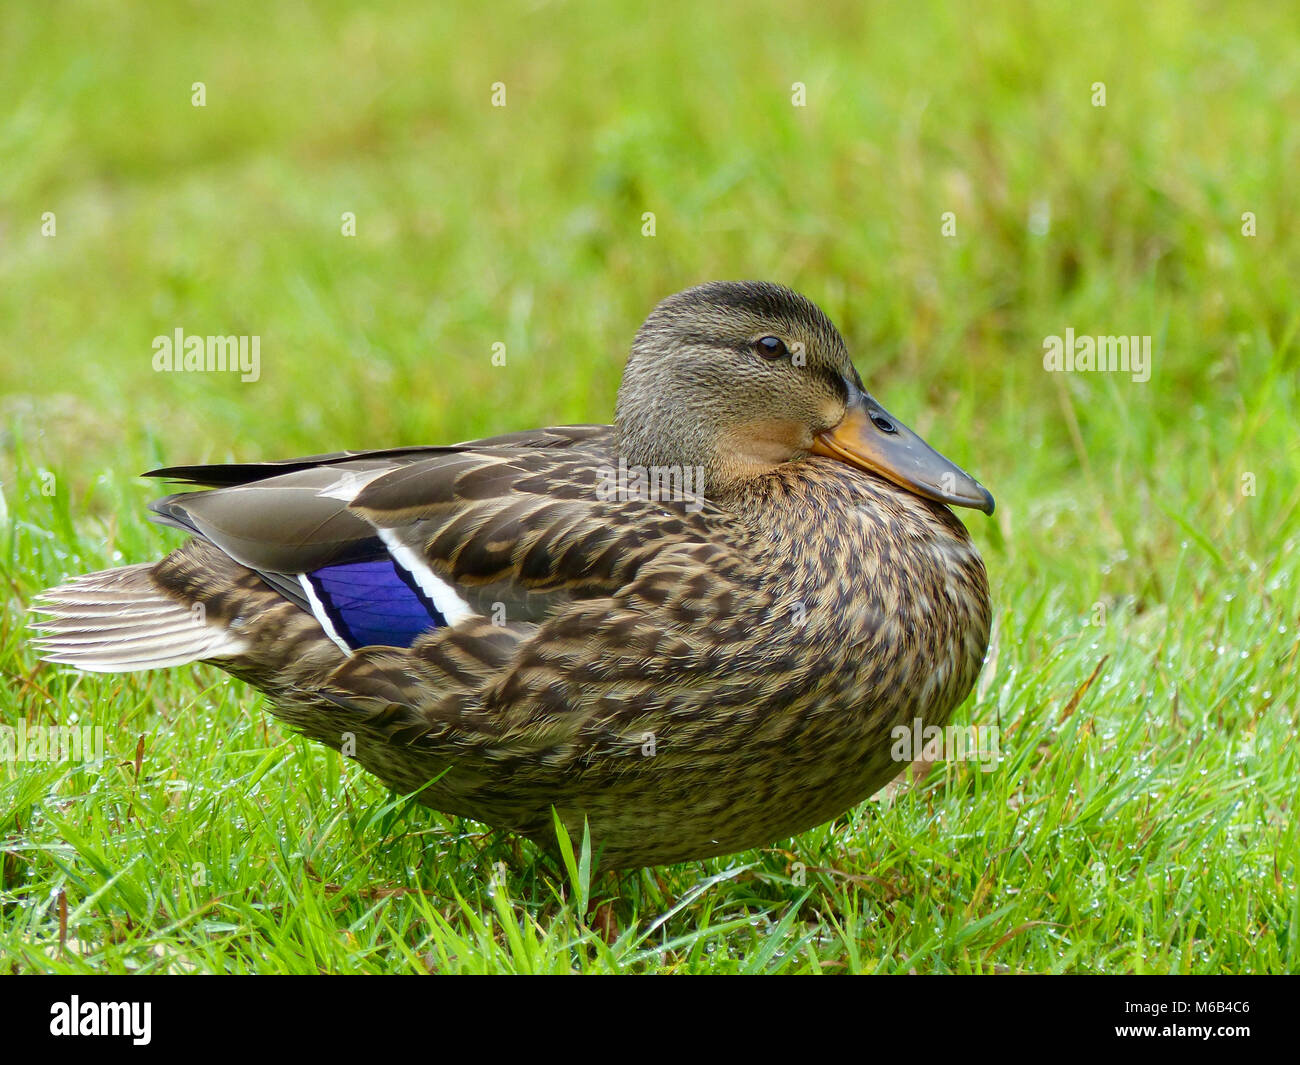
[32,281,994,869]
[139,453,989,867]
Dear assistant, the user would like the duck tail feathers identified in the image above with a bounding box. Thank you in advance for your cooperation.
[30,564,247,673]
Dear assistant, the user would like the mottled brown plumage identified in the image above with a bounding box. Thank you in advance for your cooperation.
[33,282,994,868]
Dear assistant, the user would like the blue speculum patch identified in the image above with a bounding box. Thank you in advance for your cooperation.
[306,557,447,649]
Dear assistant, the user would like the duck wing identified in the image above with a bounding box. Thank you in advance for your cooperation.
[36,423,736,684]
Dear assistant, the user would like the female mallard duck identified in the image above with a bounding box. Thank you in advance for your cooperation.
[34,282,994,869]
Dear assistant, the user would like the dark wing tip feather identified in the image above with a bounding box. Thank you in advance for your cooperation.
[142,429,614,488]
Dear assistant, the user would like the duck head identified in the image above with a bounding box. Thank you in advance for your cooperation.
[615,281,995,514]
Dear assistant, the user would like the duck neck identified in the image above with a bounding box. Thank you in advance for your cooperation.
[613,418,809,504]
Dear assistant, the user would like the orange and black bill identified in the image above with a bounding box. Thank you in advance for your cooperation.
[812,380,995,515]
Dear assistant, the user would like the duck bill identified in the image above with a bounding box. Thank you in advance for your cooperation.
[811,384,995,515]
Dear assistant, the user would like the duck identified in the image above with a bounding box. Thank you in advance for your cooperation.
[33,281,994,870]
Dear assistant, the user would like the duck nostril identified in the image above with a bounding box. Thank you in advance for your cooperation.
[870,414,897,433]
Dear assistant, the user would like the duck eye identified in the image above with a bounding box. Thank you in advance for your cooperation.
[870,413,897,433]
[755,336,788,359]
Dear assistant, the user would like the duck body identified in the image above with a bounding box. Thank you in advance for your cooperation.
[35,282,993,869]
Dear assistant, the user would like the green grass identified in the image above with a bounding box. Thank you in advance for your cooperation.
[2,0,1298,973]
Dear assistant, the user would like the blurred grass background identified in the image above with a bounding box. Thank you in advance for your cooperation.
[1,0,1298,973]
